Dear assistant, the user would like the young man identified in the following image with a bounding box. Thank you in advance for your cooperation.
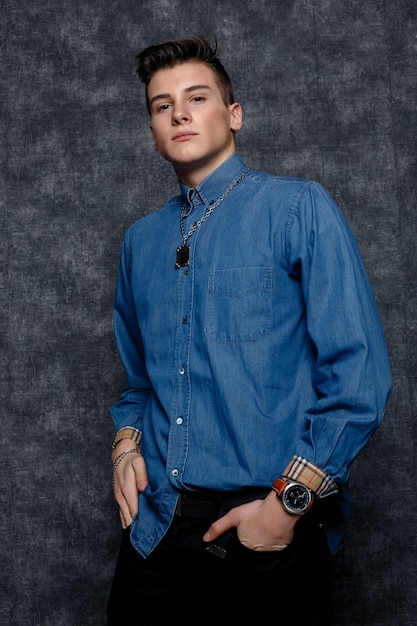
[107,37,392,624]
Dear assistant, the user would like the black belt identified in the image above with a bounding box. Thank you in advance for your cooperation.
[175,487,269,518]
[174,487,270,559]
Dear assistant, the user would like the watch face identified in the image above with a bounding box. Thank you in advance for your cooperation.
[282,483,312,514]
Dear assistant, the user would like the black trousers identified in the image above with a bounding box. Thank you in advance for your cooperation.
[107,499,333,625]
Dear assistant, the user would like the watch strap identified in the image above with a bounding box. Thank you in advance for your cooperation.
[271,477,289,496]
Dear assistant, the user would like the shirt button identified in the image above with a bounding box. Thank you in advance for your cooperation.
[181,316,187,324]
[176,417,183,425]
[184,268,190,275]
[179,365,185,375]
[172,469,179,477]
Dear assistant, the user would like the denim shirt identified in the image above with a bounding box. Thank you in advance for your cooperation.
[111,152,392,557]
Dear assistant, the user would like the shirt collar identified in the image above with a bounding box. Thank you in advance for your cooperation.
[178,153,249,209]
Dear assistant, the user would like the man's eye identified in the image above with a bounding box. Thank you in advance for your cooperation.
[192,96,204,102]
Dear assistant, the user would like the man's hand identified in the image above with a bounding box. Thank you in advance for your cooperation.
[202,490,299,551]
[112,443,149,529]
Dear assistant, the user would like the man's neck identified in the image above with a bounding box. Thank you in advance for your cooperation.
[173,148,237,189]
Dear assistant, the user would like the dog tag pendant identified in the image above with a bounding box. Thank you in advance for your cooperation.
[176,243,190,269]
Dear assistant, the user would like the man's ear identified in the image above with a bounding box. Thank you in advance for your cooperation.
[230,103,243,131]
[150,125,159,151]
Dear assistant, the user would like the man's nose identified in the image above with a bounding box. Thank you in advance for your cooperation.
[172,104,190,124]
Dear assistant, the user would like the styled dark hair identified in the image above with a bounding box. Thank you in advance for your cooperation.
[136,36,235,114]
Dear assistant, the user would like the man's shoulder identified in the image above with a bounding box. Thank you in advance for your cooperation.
[248,168,325,200]
[125,194,182,234]
[250,168,318,188]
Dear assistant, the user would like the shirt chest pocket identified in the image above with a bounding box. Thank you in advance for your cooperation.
[205,267,272,343]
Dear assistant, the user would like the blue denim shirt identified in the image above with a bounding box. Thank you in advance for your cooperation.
[111,152,392,557]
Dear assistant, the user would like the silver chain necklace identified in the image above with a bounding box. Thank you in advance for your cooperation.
[175,167,249,268]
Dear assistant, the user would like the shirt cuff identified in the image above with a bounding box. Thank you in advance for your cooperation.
[112,426,142,450]
[282,455,338,498]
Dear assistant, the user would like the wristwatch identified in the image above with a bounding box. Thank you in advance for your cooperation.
[272,478,313,515]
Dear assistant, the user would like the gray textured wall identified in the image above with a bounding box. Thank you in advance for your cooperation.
[2,1,416,624]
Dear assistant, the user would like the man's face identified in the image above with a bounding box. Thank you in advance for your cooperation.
[148,61,242,186]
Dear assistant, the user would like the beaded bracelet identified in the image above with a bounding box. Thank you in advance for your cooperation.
[112,448,140,491]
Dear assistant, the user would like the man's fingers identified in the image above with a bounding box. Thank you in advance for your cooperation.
[113,457,141,526]
[119,508,132,529]
[202,510,236,542]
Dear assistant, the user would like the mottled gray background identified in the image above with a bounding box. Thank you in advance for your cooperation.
[1,0,416,624]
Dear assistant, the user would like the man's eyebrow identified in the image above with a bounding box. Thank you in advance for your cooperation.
[150,84,212,107]
[184,84,211,94]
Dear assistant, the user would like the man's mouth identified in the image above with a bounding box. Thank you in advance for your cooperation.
[173,132,197,141]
